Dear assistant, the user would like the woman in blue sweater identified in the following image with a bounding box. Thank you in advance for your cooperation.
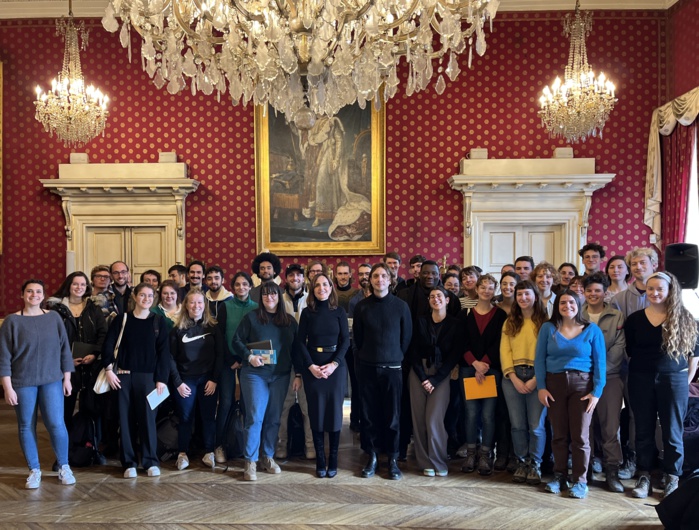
[535,291,606,499]
[232,281,299,481]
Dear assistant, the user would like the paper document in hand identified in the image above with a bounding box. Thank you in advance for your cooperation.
[147,385,171,410]
[463,375,497,400]
[251,349,277,365]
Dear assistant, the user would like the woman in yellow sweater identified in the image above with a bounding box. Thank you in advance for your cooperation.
[500,280,549,486]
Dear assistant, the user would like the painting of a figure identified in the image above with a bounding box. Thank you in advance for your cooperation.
[255,103,385,256]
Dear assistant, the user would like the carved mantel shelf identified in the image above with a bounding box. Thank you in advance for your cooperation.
[448,157,616,267]
[41,162,199,241]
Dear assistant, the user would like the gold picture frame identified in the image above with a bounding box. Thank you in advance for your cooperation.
[254,102,385,256]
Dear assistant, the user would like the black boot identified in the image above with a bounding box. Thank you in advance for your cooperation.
[388,457,403,480]
[362,452,378,478]
[327,430,340,478]
[312,430,326,478]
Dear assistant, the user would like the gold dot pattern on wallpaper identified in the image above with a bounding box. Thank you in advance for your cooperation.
[0,11,667,313]
[669,0,699,99]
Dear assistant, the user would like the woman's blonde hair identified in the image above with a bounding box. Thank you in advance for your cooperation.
[648,271,698,361]
[175,289,217,329]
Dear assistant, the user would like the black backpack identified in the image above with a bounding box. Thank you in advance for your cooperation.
[156,411,180,462]
[68,410,99,467]
[224,400,246,460]
[287,393,305,458]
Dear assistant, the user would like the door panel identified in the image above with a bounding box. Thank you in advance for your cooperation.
[132,228,167,279]
[84,226,167,280]
[86,228,127,274]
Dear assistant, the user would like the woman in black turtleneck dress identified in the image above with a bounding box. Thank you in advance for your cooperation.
[295,273,350,478]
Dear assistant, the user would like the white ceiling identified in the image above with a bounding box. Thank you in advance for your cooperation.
[0,0,681,20]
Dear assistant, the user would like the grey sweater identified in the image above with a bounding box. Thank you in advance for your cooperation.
[0,312,74,388]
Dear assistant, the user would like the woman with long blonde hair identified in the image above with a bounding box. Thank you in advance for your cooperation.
[170,290,224,470]
[625,271,699,499]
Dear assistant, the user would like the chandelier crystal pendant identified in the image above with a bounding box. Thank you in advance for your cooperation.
[538,0,616,143]
[35,1,109,147]
[102,0,499,128]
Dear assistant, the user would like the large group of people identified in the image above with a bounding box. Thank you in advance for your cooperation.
[1,244,697,503]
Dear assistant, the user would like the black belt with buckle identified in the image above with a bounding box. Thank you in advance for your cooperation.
[315,345,337,353]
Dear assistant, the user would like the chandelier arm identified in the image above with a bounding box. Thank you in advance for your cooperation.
[376,0,421,32]
[229,0,267,23]
[173,0,226,45]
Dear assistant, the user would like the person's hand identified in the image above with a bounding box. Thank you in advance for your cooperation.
[538,389,554,408]
[4,386,18,406]
[475,371,486,384]
[292,376,302,392]
[319,363,337,378]
[580,393,599,414]
[156,382,167,395]
[524,377,538,392]
[231,361,241,370]
[510,375,531,394]
[82,354,95,365]
[421,379,434,394]
[177,382,191,398]
[309,365,325,379]
[106,370,121,390]
[472,360,489,375]
[63,377,72,397]
[249,355,265,367]
[73,358,83,366]
[204,381,217,396]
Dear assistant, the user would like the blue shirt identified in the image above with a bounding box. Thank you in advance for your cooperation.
[534,321,607,398]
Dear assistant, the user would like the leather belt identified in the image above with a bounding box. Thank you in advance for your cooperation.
[315,345,337,353]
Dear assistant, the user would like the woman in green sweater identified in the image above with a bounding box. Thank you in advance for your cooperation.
[232,281,298,481]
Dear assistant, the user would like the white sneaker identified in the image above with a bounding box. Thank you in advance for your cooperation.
[25,469,41,489]
[456,443,470,458]
[123,467,137,479]
[259,456,281,474]
[202,452,215,468]
[176,453,189,470]
[147,466,161,477]
[58,465,76,485]
[214,446,227,464]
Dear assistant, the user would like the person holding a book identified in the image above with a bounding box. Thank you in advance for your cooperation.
[535,291,606,499]
[232,281,300,481]
[458,274,508,476]
[169,290,224,471]
[295,273,350,478]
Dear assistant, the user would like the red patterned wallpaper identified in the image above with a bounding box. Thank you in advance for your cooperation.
[668,0,699,100]
[0,10,666,316]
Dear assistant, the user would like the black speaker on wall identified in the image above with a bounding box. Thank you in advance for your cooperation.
[664,243,699,289]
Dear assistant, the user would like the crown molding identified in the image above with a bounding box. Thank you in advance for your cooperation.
[0,0,681,20]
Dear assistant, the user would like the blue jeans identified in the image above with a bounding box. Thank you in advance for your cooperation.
[501,365,547,464]
[461,366,501,449]
[215,366,237,447]
[174,374,218,453]
[15,379,69,470]
[239,366,290,462]
[629,370,689,476]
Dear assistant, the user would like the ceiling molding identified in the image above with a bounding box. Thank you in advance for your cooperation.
[0,0,681,20]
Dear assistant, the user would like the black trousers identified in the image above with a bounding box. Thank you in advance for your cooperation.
[359,363,402,457]
[118,372,159,470]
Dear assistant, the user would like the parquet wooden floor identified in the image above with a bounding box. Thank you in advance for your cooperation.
[0,404,663,529]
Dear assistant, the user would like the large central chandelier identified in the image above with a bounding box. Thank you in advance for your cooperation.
[35,1,109,147]
[102,0,499,127]
[538,0,616,143]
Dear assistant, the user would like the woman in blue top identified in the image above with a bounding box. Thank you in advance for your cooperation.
[535,291,606,499]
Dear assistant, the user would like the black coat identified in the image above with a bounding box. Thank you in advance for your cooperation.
[47,298,108,359]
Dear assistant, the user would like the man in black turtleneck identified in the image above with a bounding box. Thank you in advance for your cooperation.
[353,263,412,480]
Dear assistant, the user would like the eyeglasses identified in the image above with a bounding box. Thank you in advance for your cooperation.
[112,270,129,276]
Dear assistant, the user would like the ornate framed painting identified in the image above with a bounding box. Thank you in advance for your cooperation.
[254,102,385,256]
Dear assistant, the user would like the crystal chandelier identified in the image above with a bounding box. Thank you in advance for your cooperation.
[538,0,616,143]
[34,1,109,147]
[102,0,499,128]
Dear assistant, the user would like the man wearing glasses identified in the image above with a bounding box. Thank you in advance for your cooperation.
[90,265,118,323]
[110,261,132,314]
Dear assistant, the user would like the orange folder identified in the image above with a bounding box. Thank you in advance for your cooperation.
[463,375,498,400]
